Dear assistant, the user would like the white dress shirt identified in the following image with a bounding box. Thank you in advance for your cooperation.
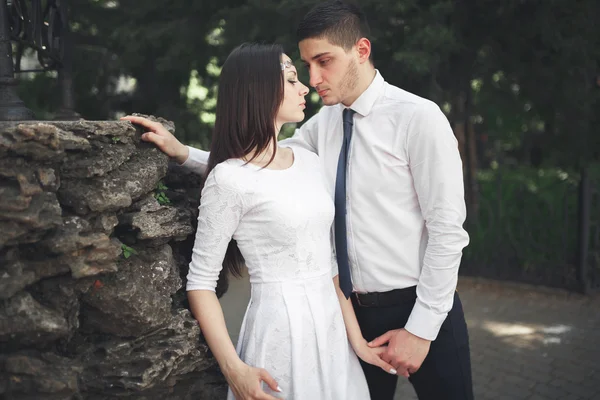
[182,71,469,341]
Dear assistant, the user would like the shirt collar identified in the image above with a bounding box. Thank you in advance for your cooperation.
[344,70,385,117]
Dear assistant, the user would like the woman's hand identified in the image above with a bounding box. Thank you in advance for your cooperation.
[226,362,283,400]
[352,338,407,378]
[120,115,189,164]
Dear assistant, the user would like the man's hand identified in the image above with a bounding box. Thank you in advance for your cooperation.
[368,328,431,376]
[351,338,399,376]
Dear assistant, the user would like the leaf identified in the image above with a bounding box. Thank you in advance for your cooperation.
[121,244,138,259]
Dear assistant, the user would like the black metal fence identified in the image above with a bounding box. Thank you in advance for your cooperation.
[461,164,600,293]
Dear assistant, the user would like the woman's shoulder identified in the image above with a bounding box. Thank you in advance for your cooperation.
[206,160,253,193]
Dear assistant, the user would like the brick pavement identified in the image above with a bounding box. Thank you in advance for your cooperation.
[220,274,600,400]
[393,278,600,400]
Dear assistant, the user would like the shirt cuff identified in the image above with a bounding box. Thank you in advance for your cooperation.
[180,146,209,175]
[404,299,448,341]
[186,282,216,292]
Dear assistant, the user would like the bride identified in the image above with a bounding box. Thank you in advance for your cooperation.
[122,43,395,400]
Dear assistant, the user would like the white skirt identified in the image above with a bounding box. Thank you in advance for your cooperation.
[227,272,370,400]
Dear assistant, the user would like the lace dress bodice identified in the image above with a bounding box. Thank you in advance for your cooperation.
[186,147,336,290]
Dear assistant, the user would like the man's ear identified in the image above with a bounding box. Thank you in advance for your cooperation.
[355,38,371,64]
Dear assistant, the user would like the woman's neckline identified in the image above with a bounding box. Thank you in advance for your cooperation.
[239,146,297,172]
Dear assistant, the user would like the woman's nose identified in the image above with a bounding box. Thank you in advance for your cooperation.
[300,82,309,96]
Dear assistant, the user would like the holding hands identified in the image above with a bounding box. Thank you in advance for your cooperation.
[120,115,189,164]
[368,328,431,378]
[352,338,401,377]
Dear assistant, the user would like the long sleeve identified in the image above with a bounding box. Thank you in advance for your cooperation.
[280,112,320,155]
[403,102,470,341]
[186,165,245,292]
[180,114,318,176]
[180,146,210,175]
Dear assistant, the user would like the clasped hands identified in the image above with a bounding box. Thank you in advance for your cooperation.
[358,328,431,378]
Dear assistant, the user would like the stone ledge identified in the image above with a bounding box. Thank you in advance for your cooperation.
[0,117,225,399]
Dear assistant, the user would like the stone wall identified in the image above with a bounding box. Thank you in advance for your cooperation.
[0,117,227,399]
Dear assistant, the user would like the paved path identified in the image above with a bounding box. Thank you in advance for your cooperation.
[220,275,600,400]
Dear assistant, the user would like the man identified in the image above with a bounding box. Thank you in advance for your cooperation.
[126,2,473,399]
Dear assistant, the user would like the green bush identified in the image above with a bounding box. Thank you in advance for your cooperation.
[462,164,600,289]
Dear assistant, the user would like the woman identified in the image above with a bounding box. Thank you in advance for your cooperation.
[122,43,395,400]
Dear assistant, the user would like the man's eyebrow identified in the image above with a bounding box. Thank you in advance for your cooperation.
[300,52,332,63]
[311,52,331,60]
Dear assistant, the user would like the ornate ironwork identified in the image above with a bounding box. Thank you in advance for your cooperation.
[1,0,79,121]
[462,164,600,293]
[0,0,32,120]
[9,0,65,73]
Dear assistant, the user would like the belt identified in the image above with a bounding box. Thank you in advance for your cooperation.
[351,286,417,308]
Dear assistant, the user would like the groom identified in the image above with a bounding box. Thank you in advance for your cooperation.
[129,1,473,399]
[285,3,472,399]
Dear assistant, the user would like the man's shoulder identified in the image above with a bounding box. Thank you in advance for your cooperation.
[292,145,319,162]
[379,81,444,118]
[380,81,434,107]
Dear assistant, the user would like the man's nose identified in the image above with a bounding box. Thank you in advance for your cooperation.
[309,69,322,88]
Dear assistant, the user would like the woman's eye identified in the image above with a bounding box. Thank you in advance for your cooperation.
[288,80,298,85]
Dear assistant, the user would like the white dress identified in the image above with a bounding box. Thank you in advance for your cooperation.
[186,147,370,400]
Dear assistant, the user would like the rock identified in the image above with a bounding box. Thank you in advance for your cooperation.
[91,212,119,234]
[0,122,89,160]
[0,247,78,300]
[61,235,122,279]
[0,191,62,249]
[26,236,121,281]
[0,222,121,300]
[38,216,92,254]
[51,120,138,144]
[0,249,37,299]
[58,146,169,214]
[119,195,194,242]
[0,117,227,397]
[80,245,181,337]
[0,292,70,349]
[61,142,136,178]
[0,352,82,398]
[36,167,60,191]
[76,309,218,393]
[37,216,122,279]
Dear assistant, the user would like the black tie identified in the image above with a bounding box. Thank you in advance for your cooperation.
[334,108,355,299]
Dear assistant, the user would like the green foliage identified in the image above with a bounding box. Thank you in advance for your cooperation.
[154,182,171,205]
[16,0,599,166]
[121,244,138,259]
[12,0,599,288]
[464,164,600,287]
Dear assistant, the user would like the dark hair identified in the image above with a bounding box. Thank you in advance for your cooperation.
[205,43,284,283]
[297,0,370,53]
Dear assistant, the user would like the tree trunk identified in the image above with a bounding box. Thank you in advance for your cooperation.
[452,91,479,220]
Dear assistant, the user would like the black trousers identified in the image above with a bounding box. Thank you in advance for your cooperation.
[352,291,474,400]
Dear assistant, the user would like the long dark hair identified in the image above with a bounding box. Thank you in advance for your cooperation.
[205,43,284,283]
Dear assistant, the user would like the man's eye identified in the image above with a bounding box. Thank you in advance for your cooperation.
[319,59,331,66]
